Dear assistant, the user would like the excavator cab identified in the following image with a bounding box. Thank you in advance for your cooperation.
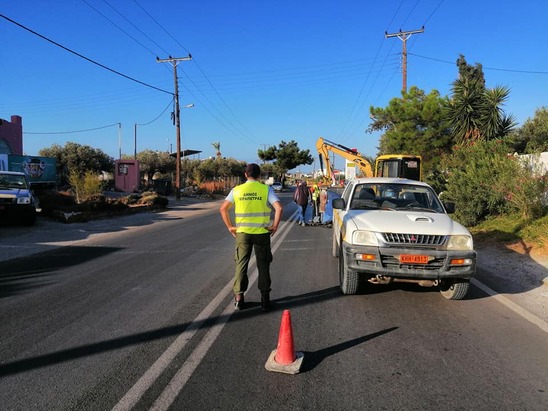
[375,155,422,181]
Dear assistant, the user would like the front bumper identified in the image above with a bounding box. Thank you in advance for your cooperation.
[342,242,476,280]
[0,203,36,221]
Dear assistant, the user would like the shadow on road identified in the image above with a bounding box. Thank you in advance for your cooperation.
[0,245,122,298]
[300,327,399,373]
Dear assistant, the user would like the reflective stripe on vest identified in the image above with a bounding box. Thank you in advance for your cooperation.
[233,181,270,234]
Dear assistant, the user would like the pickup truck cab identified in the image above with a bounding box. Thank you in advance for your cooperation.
[332,178,476,300]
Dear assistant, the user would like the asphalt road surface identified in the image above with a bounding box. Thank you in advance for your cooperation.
[0,193,547,410]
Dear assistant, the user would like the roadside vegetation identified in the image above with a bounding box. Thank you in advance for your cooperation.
[368,55,547,254]
[33,55,545,248]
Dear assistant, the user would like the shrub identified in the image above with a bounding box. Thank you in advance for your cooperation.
[442,140,547,225]
[68,170,104,203]
[37,190,77,214]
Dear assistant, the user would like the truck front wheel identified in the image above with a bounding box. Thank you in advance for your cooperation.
[339,243,359,295]
[439,279,470,300]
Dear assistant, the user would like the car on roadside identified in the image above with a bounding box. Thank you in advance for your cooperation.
[271,182,283,192]
[331,177,476,300]
[0,170,37,226]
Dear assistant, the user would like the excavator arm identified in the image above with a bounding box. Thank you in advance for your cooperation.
[316,137,374,185]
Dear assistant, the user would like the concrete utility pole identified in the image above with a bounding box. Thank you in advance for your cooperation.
[385,27,424,94]
[156,55,192,200]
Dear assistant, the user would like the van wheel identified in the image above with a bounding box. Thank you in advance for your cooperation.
[339,243,359,295]
[439,279,470,300]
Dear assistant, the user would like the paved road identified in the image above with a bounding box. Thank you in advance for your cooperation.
[1,193,547,410]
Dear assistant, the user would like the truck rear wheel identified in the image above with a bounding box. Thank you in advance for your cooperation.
[339,243,359,295]
[439,279,470,300]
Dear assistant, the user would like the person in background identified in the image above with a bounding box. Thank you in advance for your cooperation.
[311,183,320,221]
[319,188,328,223]
[219,163,283,311]
[293,180,309,226]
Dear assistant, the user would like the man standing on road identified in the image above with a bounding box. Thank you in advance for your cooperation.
[219,163,283,311]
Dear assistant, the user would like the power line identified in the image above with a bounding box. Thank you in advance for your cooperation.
[81,0,158,57]
[132,0,258,143]
[0,12,172,95]
[24,123,120,135]
[137,98,174,126]
[409,53,548,74]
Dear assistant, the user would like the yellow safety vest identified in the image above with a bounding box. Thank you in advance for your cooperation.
[233,181,271,234]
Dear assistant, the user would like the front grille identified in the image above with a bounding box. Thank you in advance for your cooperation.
[381,233,447,246]
[0,198,16,205]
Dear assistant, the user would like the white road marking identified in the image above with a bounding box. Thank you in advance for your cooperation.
[112,209,298,411]
[471,278,548,333]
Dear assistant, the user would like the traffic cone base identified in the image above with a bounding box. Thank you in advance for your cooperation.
[265,349,304,375]
[265,310,304,374]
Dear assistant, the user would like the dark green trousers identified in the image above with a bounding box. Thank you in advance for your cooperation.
[234,232,273,295]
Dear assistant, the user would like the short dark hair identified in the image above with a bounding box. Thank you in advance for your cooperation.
[245,163,261,178]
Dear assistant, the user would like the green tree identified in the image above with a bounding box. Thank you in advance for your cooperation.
[39,142,114,186]
[368,86,454,180]
[197,157,245,181]
[509,107,548,153]
[131,150,175,184]
[257,140,313,182]
[445,55,516,144]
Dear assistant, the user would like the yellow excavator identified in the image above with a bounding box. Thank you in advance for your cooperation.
[315,137,422,185]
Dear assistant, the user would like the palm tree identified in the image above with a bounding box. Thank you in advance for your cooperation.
[211,142,221,158]
[445,56,516,144]
[446,79,515,144]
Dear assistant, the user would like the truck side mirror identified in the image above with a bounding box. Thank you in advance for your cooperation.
[332,198,346,210]
[443,201,455,214]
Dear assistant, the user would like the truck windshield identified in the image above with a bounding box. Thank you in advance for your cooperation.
[349,183,444,213]
[0,175,28,189]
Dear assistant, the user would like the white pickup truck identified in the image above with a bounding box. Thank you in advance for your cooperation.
[332,178,476,300]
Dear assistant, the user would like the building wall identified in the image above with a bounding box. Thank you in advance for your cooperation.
[0,115,23,155]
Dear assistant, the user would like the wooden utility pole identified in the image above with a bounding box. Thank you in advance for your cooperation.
[385,27,424,94]
[156,55,192,199]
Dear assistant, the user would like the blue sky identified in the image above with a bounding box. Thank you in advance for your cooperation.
[1,1,547,173]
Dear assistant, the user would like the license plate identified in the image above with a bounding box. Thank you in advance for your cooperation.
[400,254,429,264]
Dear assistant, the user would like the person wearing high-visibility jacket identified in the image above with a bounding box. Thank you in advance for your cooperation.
[220,163,283,311]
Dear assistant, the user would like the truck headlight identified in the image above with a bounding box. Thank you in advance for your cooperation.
[17,197,31,205]
[446,235,473,250]
[352,231,378,246]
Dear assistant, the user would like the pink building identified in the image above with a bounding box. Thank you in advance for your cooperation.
[0,115,23,155]
[114,159,140,193]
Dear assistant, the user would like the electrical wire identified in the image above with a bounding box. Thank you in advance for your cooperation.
[24,123,120,135]
[137,98,174,126]
[409,53,548,74]
[0,13,172,96]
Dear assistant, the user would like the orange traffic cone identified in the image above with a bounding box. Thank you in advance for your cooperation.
[265,310,304,374]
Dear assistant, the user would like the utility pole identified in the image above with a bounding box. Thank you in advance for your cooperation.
[134,123,137,160]
[157,54,192,199]
[385,27,424,94]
